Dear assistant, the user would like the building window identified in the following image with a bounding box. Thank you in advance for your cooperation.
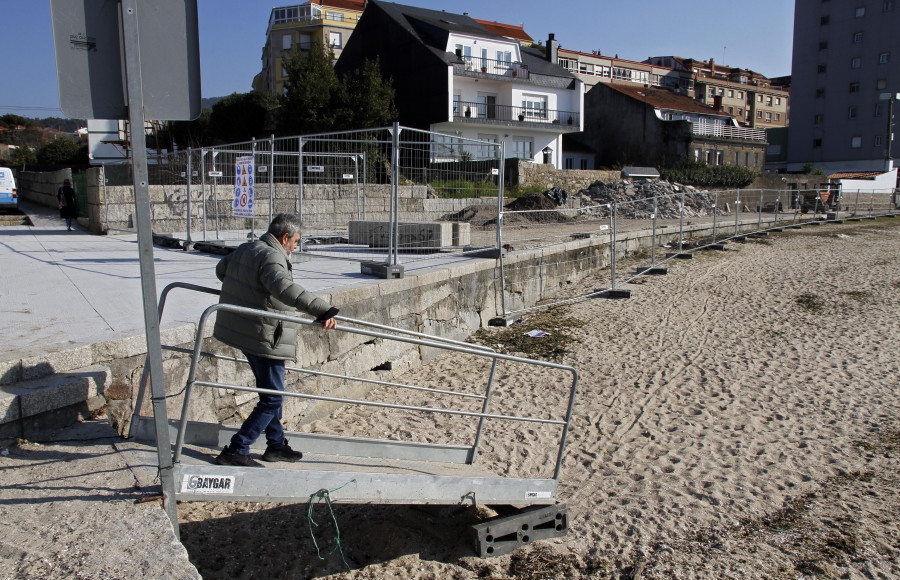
[849,82,860,92]
[848,106,858,118]
[706,150,714,164]
[851,136,862,148]
[765,112,772,122]
[818,63,827,73]
[757,95,764,102]
[728,89,734,97]
[814,113,824,124]
[282,34,292,50]
[281,64,288,78]
[694,148,702,162]
[874,103,882,116]
[329,31,342,48]
[738,107,744,115]
[851,57,862,68]
[579,62,595,75]
[885,1,896,11]
[558,57,577,71]
[452,93,460,115]
[613,67,633,81]
[879,52,890,64]
[819,41,829,50]
[326,11,344,21]
[716,151,724,166]
[565,158,573,169]
[734,151,740,165]
[821,15,831,24]
[813,138,823,148]
[299,33,312,50]
[757,110,763,118]
[580,159,588,170]
[598,66,611,78]
[766,96,773,106]
[856,6,866,17]
[738,91,744,99]
[728,106,734,114]
[511,137,534,160]
[709,88,716,97]
[853,31,864,43]
[775,113,781,121]
[754,152,760,167]
[497,51,512,66]
[877,78,888,89]
[273,6,299,24]
[875,135,883,146]
[745,151,751,165]
[521,94,547,119]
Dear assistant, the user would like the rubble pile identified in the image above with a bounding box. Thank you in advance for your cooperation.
[574,180,727,219]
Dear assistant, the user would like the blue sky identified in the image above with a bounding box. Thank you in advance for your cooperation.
[0,0,795,120]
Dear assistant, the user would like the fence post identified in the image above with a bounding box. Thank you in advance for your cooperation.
[679,192,685,253]
[610,202,618,290]
[714,191,720,243]
[869,192,875,216]
[212,148,220,240]
[200,149,207,242]
[758,190,763,232]
[734,189,740,236]
[268,134,275,224]
[497,142,507,317]
[854,190,860,217]
[651,194,658,267]
[390,122,401,266]
[774,193,780,228]
[298,137,305,220]
[251,137,257,240]
[185,149,192,248]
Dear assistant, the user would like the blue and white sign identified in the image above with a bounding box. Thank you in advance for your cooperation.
[233,155,254,218]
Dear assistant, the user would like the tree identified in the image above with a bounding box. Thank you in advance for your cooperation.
[208,92,279,144]
[339,56,397,130]
[279,41,343,136]
[169,108,212,149]
[36,138,88,165]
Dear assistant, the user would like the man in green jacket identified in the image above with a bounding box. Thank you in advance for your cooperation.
[213,213,338,467]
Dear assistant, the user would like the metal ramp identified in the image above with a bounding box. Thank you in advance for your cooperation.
[129,283,578,554]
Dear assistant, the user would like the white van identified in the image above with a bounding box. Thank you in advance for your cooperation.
[0,167,16,211]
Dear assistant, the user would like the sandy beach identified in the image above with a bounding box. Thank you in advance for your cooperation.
[176,219,900,579]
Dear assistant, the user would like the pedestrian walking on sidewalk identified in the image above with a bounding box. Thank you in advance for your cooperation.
[212,213,338,467]
[57,178,77,230]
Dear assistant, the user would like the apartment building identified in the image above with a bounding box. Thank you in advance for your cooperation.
[252,0,365,97]
[647,57,790,129]
[787,0,899,173]
[557,49,694,95]
[335,2,583,169]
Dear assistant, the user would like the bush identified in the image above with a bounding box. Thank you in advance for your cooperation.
[660,160,757,188]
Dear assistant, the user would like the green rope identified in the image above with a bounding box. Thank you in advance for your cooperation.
[307,479,356,571]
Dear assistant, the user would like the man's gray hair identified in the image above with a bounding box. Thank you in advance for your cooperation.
[267,213,303,239]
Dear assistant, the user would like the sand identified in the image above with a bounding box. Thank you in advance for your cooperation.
[32,219,900,579]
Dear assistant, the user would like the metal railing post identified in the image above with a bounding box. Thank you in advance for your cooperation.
[758,190,764,231]
[679,192,685,253]
[185,149,192,247]
[298,137,305,220]
[268,134,275,224]
[610,202,618,289]
[734,190,740,236]
[498,142,507,317]
[854,190,860,217]
[251,137,257,239]
[390,122,401,266]
[869,192,875,216]
[712,190,718,243]
[212,148,220,240]
[651,194,658,266]
[774,193,780,228]
[200,149,207,242]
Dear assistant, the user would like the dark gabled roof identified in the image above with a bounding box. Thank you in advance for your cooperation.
[520,46,577,79]
[604,83,735,119]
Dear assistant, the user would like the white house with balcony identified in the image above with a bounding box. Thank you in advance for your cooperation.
[335,1,583,169]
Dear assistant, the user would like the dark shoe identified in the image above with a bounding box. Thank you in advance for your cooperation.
[215,446,262,467]
[261,441,303,463]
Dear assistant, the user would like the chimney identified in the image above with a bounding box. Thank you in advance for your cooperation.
[709,58,715,73]
[546,33,558,63]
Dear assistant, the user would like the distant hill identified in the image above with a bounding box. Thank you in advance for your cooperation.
[201,96,225,111]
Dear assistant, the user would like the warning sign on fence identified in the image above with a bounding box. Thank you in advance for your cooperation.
[233,155,254,218]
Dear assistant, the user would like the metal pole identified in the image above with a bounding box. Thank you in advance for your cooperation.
[353,155,360,220]
[712,191,718,243]
[269,134,275,224]
[390,122,401,266]
[679,192,685,253]
[212,148,220,239]
[200,149,207,241]
[854,190,861,217]
[758,190,763,231]
[298,137,305,221]
[774,193,780,228]
[651,194,658,266]
[610,202,617,289]
[185,149,192,248]
[251,138,257,239]
[734,189,740,236]
[498,142,507,316]
[470,359,498,463]
[120,0,178,534]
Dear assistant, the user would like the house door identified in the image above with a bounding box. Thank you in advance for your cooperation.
[477,94,496,119]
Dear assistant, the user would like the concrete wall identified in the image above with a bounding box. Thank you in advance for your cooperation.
[507,160,620,190]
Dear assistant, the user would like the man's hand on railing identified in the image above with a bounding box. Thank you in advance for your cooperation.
[321,318,337,330]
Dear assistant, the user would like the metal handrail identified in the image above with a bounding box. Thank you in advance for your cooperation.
[455,100,580,127]
[173,300,578,480]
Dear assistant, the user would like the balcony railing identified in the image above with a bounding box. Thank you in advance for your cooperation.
[454,101,580,130]
[453,56,530,81]
[691,120,766,142]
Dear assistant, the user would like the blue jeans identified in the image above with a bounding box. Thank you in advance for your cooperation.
[229,352,288,454]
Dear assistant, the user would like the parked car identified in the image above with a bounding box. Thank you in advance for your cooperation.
[0,167,17,212]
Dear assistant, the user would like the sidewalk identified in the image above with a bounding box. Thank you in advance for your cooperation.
[0,201,477,364]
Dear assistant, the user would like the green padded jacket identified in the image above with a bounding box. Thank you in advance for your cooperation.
[213,232,337,360]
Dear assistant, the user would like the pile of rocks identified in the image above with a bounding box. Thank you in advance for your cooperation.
[572,179,727,219]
